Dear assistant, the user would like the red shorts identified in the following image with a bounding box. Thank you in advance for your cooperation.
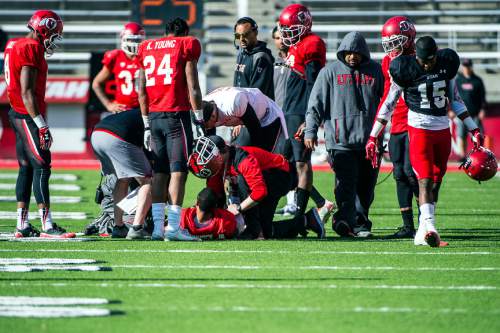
[408,126,451,182]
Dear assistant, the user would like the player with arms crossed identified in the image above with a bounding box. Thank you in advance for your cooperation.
[378,16,420,238]
[4,10,74,238]
[366,36,484,247]
[137,18,203,241]
[92,22,145,113]
[278,4,334,223]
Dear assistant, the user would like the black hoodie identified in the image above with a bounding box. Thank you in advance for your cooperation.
[233,41,274,100]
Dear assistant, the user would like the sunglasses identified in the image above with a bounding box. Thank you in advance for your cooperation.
[234,30,255,40]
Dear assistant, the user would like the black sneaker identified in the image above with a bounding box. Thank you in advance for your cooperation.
[14,224,40,238]
[305,208,325,238]
[385,226,415,239]
[40,223,76,239]
[333,220,354,237]
[111,224,129,238]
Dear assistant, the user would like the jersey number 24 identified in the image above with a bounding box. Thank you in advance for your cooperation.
[143,54,174,87]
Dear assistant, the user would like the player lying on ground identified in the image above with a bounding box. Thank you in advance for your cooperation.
[188,136,325,239]
[5,10,74,238]
[365,36,484,247]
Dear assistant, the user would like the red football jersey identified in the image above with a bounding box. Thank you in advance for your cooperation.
[180,207,237,240]
[137,36,201,112]
[378,55,408,134]
[102,49,139,109]
[285,33,326,78]
[4,38,47,115]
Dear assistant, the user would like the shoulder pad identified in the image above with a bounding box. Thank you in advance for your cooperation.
[438,48,460,79]
[389,55,416,88]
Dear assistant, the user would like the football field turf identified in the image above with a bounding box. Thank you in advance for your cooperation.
[0,169,499,332]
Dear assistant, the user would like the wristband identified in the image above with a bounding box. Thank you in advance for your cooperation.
[193,109,203,122]
[369,120,385,138]
[236,204,242,213]
[463,116,478,132]
[33,115,47,129]
[142,115,150,128]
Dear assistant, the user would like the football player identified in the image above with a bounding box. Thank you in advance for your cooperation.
[92,22,145,113]
[188,136,325,239]
[137,17,202,241]
[366,36,484,247]
[4,10,74,238]
[278,4,334,224]
[378,16,420,239]
[201,86,287,152]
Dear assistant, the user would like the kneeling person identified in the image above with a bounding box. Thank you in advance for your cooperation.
[91,109,152,239]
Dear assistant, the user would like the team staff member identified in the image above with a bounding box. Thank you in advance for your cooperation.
[233,16,274,146]
[366,37,484,247]
[278,4,332,222]
[92,22,145,113]
[455,58,487,161]
[5,10,74,238]
[305,31,384,237]
[91,109,152,240]
[201,86,287,152]
[378,16,419,239]
[137,18,202,241]
[188,136,325,239]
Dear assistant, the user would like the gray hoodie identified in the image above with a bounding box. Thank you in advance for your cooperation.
[305,31,384,151]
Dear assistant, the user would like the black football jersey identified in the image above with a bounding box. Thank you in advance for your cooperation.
[389,48,460,117]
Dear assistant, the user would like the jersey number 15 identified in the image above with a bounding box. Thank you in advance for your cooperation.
[418,80,446,109]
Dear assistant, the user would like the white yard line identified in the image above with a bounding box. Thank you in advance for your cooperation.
[0,249,498,255]
[109,264,500,272]
[0,173,78,181]
[0,196,81,203]
[0,184,80,191]
[0,258,96,265]
[0,211,86,220]
[0,306,110,318]
[5,281,498,291]
[0,296,108,306]
[9,238,94,242]
[0,265,109,272]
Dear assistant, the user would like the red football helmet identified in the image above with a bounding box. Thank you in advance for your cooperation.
[460,147,498,182]
[27,10,63,55]
[278,4,312,47]
[120,22,145,56]
[381,16,416,59]
[188,136,226,179]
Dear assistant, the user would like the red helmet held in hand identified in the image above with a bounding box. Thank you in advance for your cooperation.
[121,22,145,56]
[188,136,226,179]
[27,10,64,55]
[460,147,498,182]
[278,4,312,47]
[381,16,416,59]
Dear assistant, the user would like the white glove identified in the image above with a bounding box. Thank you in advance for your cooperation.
[144,129,152,151]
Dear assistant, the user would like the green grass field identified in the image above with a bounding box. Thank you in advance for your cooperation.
[0,169,499,333]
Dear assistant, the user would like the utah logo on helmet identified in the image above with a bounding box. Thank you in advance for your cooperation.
[460,147,498,182]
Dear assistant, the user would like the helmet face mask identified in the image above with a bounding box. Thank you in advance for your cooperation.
[188,137,226,179]
[278,4,312,47]
[382,35,408,59]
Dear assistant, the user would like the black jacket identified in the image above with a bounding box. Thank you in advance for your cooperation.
[233,41,274,100]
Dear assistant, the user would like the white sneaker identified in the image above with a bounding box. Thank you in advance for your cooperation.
[151,230,165,241]
[317,200,336,224]
[414,220,428,246]
[165,228,201,241]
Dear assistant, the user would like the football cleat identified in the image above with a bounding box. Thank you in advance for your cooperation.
[165,228,201,241]
[276,204,297,216]
[317,200,336,224]
[126,225,149,240]
[386,226,415,239]
[333,220,354,237]
[414,220,428,246]
[424,231,441,248]
[40,223,75,239]
[151,230,165,241]
[111,224,129,239]
[305,208,325,238]
[14,224,40,238]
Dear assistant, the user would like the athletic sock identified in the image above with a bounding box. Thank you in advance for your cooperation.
[166,205,181,232]
[286,190,296,208]
[401,209,414,230]
[295,188,310,218]
[16,208,29,230]
[152,203,166,234]
[39,208,53,231]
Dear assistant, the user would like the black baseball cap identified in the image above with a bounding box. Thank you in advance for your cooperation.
[416,36,437,60]
[461,58,473,67]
